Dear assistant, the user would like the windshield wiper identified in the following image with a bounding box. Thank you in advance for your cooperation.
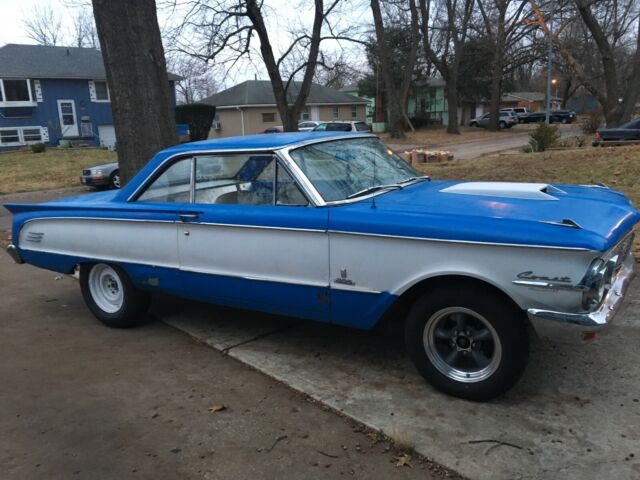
[346,184,403,199]
[399,175,431,185]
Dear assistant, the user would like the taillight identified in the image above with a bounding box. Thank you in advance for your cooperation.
[595,132,601,140]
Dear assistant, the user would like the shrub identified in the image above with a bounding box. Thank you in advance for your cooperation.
[581,110,603,135]
[175,103,217,141]
[30,142,46,153]
[529,122,561,152]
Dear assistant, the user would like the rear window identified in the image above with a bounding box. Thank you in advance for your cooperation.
[326,123,352,131]
[355,122,370,131]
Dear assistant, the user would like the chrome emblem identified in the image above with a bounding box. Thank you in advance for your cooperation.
[335,268,356,286]
[26,232,44,243]
[516,271,572,283]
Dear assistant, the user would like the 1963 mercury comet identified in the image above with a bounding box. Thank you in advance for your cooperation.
[5,132,638,400]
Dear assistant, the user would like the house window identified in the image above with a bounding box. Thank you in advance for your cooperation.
[262,112,276,123]
[332,106,339,120]
[94,81,110,101]
[0,126,42,146]
[351,105,357,119]
[300,107,311,120]
[0,79,34,105]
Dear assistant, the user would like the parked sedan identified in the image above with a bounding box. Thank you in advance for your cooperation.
[6,132,638,401]
[313,121,371,132]
[469,111,518,129]
[593,118,640,146]
[521,110,576,124]
[298,121,322,131]
[80,162,120,189]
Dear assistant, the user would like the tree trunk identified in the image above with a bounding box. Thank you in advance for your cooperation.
[371,0,406,139]
[92,0,177,184]
[445,75,460,134]
[487,7,506,131]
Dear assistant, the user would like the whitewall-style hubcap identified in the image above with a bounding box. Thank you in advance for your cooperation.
[88,264,124,313]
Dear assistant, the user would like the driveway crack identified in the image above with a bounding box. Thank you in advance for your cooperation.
[221,324,294,355]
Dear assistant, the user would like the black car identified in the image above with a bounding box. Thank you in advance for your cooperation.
[521,110,576,124]
[593,118,640,146]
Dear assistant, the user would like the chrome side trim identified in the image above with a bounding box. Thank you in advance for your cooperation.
[331,284,382,294]
[327,229,594,252]
[6,244,23,264]
[512,279,587,291]
[528,254,635,342]
[21,216,326,234]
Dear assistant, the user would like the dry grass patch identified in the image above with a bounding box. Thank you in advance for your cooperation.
[0,148,117,195]
[380,124,537,147]
[416,145,640,255]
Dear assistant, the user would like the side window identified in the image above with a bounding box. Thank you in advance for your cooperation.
[314,123,327,131]
[277,163,308,206]
[194,155,308,207]
[138,158,192,203]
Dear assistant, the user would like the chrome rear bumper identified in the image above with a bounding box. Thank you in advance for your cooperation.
[528,254,636,342]
[6,244,23,264]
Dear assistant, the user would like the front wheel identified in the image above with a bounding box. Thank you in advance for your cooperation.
[499,121,506,129]
[80,263,150,328]
[109,170,121,189]
[470,122,478,128]
[405,286,529,401]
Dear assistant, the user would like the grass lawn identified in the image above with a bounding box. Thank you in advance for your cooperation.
[415,144,640,255]
[0,148,117,195]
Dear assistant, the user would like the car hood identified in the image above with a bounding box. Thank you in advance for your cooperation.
[85,162,118,170]
[330,180,639,251]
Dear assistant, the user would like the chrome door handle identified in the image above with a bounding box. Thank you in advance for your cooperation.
[179,213,200,222]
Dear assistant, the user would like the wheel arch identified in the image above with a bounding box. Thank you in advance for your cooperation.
[375,274,525,332]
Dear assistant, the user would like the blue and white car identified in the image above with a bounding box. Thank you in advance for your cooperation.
[5,132,638,400]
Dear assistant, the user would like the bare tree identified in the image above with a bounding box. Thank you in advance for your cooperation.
[172,0,349,131]
[370,0,420,138]
[92,0,177,184]
[419,0,475,134]
[23,5,64,46]
[477,0,533,130]
[167,54,221,103]
[72,8,100,49]
[530,0,640,126]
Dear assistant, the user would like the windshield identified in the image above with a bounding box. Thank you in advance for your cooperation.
[288,137,420,202]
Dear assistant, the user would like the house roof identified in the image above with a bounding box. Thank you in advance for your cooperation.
[0,43,181,81]
[501,91,561,102]
[202,80,369,108]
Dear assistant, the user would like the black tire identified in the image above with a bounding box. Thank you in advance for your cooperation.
[109,170,121,189]
[499,121,506,129]
[80,263,151,328]
[561,117,568,124]
[470,122,478,128]
[405,285,529,401]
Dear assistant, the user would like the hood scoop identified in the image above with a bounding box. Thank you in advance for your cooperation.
[440,182,565,201]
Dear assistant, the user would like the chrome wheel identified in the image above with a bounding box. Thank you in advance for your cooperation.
[88,263,123,314]
[423,307,502,383]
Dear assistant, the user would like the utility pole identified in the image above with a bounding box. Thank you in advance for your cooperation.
[545,20,553,124]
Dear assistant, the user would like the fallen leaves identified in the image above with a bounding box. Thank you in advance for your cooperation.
[395,453,412,468]
[207,404,227,413]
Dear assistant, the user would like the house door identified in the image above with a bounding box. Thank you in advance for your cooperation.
[57,100,79,137]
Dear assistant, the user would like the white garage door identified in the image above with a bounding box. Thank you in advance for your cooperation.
[98,125,116,150]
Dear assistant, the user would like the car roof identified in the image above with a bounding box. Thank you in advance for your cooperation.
[160,131,363,154]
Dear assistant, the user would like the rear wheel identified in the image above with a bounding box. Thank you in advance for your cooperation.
[405,286,529,401]
[499,121,507,129]
[470,122,479,128]
[561,117,568,124]
[80,263,150,328]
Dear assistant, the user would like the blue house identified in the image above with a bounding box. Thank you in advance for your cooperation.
[0,44,179,150]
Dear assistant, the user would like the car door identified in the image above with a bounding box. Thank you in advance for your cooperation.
[176,153,331,321]
[479,114,490,127]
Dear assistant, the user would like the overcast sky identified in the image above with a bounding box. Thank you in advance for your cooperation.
[0,0,370,87]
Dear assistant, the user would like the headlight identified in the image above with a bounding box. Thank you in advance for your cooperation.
[581,257,616,310]
[90,169,104,176]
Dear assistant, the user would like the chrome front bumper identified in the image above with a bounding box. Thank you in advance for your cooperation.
[528,254,636,342]
[6,244,23,264]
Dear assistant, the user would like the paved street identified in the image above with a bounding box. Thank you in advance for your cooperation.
[387,125,583,160]
[0,253,454,480]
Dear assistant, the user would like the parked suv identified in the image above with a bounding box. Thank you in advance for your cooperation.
[313,121,371,132]
[469,111,518,129]
[500,107,530,123]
